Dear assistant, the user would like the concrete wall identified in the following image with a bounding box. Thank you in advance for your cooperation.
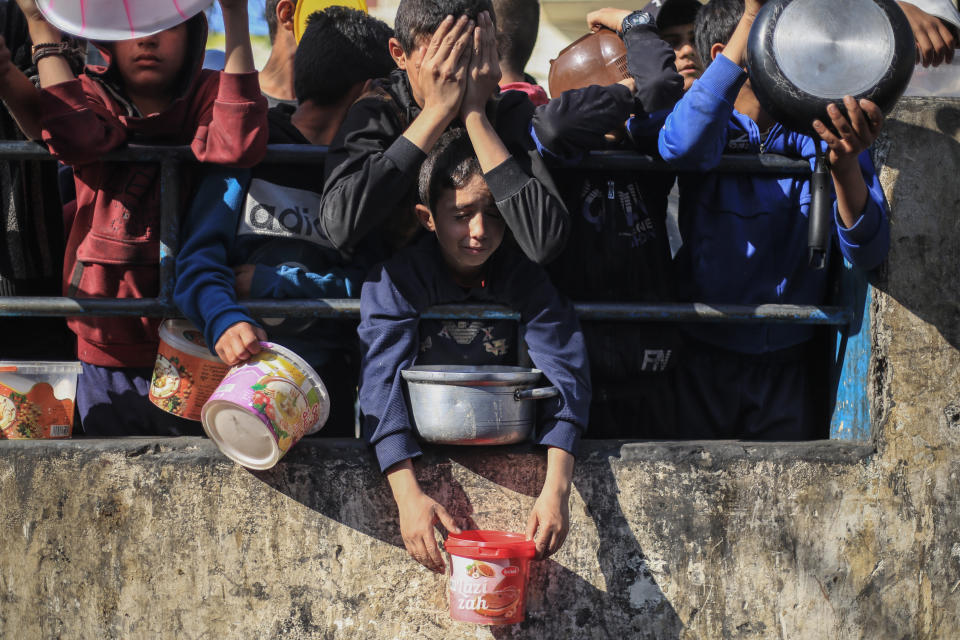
[1,97,958,639]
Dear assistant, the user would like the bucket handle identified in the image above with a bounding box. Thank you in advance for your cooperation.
[514,386,559,401]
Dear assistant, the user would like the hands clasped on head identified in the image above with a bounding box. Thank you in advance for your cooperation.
[415,11,501,124]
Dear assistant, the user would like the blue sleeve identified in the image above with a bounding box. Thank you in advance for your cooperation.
[248,263,363,299]
[174,168,260,356]
[658,53,747,170]
[357,264,423,472]
[625,108,671,154]
[795,134,890,272]
[508,261,591,455]
[832,150,890,271]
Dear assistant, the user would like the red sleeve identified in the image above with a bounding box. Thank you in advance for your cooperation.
[39,79,128,166]
[190,71,268,168]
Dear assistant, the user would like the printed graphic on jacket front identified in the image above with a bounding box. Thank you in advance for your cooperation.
[239,179,336,249]
[579,178,656,249]
[417,319,516,365]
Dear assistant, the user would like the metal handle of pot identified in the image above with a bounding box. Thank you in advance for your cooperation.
[808,147,831,270]
[514,386,559,401]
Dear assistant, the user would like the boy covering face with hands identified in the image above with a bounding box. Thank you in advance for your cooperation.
[321,0,569,264]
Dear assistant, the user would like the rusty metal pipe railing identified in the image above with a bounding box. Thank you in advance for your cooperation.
[0,297,852,325]
[0,141,828,325]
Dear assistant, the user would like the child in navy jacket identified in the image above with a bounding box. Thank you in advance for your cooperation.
[532,4,686,439]
[358,128,590,573]
[175,8,395,436]
[657,0,890,439]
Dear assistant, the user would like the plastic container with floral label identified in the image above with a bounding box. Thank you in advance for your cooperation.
[201,342,330,469]
[0,361,82,438]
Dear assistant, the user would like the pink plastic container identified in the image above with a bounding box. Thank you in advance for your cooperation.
[445,530,536,625]
[200,342,329,469]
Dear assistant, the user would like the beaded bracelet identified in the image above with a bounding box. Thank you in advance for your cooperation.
[31,42,69,65]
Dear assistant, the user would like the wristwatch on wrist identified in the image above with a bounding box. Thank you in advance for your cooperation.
[620,10,654,36]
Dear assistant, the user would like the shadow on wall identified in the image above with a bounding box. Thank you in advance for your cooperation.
[250,441,683,638]
[456,448,684,639]
[872,101,960,349]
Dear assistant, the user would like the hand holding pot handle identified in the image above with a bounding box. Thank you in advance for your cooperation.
[812,96,884,231]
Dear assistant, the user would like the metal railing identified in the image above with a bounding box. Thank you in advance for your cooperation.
[0,141,844,326]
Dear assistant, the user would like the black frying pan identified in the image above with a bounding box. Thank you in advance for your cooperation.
[746,0,914,268]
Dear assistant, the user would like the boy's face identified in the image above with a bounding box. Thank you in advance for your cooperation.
[113,23,189,98]
[417,174,506,283]
[660,22,702,91]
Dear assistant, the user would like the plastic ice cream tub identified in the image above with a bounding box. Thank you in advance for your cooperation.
[445,530,537,625]
[149,319,230,421]
[201,342,330,469]
[0,361,82,439]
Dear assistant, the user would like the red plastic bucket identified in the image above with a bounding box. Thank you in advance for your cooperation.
[444,530,536,625]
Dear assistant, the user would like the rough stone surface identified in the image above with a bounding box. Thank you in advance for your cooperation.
[0,98,958,639]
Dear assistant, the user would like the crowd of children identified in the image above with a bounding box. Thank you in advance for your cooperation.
[0,0,955,569]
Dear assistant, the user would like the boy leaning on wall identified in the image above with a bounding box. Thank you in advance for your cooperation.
[658,0,890,439]
[358,126,590,573]
[1,0,267,436]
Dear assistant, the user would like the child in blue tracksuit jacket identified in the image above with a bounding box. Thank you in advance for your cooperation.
[175,8,395,436]
[359,128,590,573]
[656,0,890,439]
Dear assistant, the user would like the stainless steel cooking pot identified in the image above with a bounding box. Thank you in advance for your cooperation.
[401,365,559,445]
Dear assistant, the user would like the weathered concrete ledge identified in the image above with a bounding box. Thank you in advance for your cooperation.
[0,98,958,640]
[0,437,883,639]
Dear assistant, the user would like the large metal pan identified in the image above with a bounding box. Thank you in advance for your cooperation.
[746,0,915,135]
[746,0,914,269]
[401,365,559,445]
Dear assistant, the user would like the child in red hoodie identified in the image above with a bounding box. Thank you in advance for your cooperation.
[6,0,267,435]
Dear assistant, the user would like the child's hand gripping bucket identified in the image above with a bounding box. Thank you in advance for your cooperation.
[444,530,536,625]
[200,342,330,469]
[150,319,231,421]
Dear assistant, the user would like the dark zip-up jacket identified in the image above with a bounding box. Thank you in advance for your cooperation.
[320,69,569,264]
[530,24,684,378]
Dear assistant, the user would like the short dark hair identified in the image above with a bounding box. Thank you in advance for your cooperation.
[492,0,538,76]
[394,0,495,53]
[695,0,743,70]
[418,128,484,212]
[294,7,395,105]
[265,0,285,42]
[657,0,701,31]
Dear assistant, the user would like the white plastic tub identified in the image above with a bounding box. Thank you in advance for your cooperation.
[0,361,83,439]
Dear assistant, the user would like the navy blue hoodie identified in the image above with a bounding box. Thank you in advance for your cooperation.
[358,236,590,472]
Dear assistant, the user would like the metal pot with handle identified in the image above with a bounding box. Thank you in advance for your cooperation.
[401,365,559,445]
